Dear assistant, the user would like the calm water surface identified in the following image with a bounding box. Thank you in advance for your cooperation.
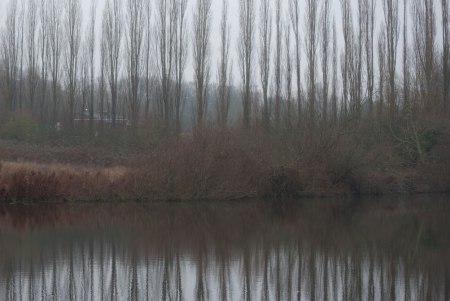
[0,196,449,300]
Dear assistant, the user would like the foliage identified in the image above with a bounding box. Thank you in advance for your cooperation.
[421,127,443,153]
[388,118,445,165]
[0,112,37,142]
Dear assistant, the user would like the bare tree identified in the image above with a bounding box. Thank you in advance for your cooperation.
[363,0,376,117]
[321,0,330,121]
[192,0,212,127]
[412,0,436,111]
[289,0,302,127]
[144,0,153,119]
[48,0,63,125]
[64,0,82,128]
[340,0,361,119]
[26,0,39,114]
[340,0,352,118]
[80,46,89,125]
[38,0,49,125]
[443,0,450,114]
[155,0,176,130]
[305,0,320,120]
[99,35,107,130]
[17,5,25,111]
[87,0,97,131]
[259,0,271,131]
[382,0,400,120]
[125,0,146,128]
[216,0,232,129]
[103,0,123,127]
[403,0,409,112]
[348,28,361,118]
[378,28,386,119]
[331,16,338,123]
[284,21,293,128]
[354,0,364,117]
[2,0,20,112]
[174,0,189,133]
[274,0,283,128]
[238,0,255,128]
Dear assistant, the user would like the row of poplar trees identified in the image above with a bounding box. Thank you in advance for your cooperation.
[0,0,448,134]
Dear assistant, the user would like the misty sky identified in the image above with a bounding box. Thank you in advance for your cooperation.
[0,0,444,86]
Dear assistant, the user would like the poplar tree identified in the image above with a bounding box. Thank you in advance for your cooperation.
[103,0,123,127]
[305,0,319,120]
[26,0,38,114]
[442,0,449,114]
[48,0,63,125]
[174,0,189,133]
[155,0,176,129]
[321,0,330,121]
[363,0,376,117]
[192,0,212,127]
[2,0,20,112]
[125,0,146,128]
[38,0,49,125]
[64,0,82,128]
[274,0,282,128]
[238,0,255,128]
[382,0,399,120]
[290,0,302,127]
[87,0,97,130]
[216,0,232,129]
[259,0,272,131]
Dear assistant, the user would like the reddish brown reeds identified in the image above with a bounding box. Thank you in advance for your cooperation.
[0,161,128,202]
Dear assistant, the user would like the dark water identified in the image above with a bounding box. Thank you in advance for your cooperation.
[0,196,449,301]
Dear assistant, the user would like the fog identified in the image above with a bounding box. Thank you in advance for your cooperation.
[0,0,413,84]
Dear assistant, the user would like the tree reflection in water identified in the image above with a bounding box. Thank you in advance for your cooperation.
[0,196,449,300]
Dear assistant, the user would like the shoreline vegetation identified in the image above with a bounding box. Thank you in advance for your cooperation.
[1,118,449,203]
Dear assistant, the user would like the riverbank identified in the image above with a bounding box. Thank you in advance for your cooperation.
[1,122,449,203]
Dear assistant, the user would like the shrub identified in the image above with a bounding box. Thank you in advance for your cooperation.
[1,111,37,142]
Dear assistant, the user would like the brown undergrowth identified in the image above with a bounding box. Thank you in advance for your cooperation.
[0,120,449,203]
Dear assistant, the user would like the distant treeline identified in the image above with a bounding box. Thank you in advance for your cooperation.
[0,0,448,135]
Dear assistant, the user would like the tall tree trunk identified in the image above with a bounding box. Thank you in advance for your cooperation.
[321,0,330,122]
[290,0,302,128]
[238,0,255,129]
[259,0,271,132]
[125,0,146,129]
[305,0,319,121]
[174,0,188,133]
[48,0,63,127]
[443,0,450,115]
[274,0,282,129]
[193,0,212,128]
[64,0,82,129]
[383,0,399,121]
[27,0,38,116]
[103,0,123,128]
[216,0,232,129]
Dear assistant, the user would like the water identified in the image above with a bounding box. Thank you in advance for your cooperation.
[0,196,449,300]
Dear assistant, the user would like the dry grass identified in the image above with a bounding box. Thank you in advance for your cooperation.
[1,161,128,179]
[0,160,130,202]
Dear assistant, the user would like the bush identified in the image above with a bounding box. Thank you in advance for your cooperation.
[1,111,37,142]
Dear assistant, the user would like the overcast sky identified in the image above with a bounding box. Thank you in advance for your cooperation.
[0,0,444,86]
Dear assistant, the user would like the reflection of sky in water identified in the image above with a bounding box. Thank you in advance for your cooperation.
[0,197,449,300]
